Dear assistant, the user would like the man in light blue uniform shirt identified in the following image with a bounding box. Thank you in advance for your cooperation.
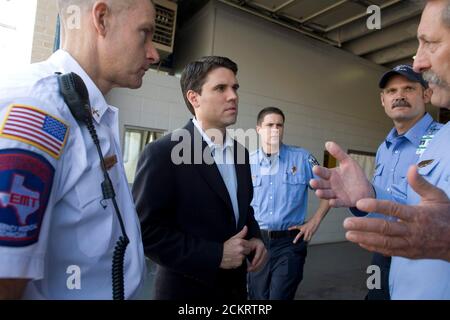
[248,107,330,300]
[310,0,450,299]
[365,64,441,300]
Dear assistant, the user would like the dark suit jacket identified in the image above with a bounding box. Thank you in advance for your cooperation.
[132,120,261,300]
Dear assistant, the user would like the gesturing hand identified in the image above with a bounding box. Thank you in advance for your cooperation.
[344,165,450,261]
[310,142,374,207]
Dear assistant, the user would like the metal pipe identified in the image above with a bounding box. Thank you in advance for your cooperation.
[300,0,348,23]
[324,0,402,32]
[249,1,275,12]
[273,0,298,13]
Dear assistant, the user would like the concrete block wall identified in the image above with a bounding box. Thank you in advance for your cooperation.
[31,0,57,63]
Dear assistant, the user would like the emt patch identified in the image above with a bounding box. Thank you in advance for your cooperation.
[0,149,54,247]
[0,104,69,159]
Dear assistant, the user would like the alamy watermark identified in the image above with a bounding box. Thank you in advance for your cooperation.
[66,5,81,29]
[66,265,81,290]
[58,5,81,30]
[63,4,383,31]
[366,265,381,290]
[170,126,259,166]
[367,5,381,30]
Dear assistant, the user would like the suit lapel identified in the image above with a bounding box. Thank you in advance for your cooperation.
[186,121,234,213]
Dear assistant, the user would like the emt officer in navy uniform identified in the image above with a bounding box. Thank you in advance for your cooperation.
[366,64,441,300]
[0,0,159,299]
[248,107,330,300]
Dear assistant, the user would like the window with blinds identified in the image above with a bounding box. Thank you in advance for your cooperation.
[123,126,165,184]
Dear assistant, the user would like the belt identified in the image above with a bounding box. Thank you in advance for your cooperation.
[260,229,300,240]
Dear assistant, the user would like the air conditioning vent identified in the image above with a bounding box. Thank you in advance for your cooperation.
[153,0,177,58]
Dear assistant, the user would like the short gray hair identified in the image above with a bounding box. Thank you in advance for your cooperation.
[442,0,450,27]
[420,0,450,28]
[57,0,139,18]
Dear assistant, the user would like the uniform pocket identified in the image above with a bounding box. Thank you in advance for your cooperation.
[252,174,262,187]
[417,158,449,196]
[282,171,307,204]
[283,172,306,185]
[251,175,262,207]
[372,163,384,185]
[74,164,119,257]
[75,166,103,208]
[418,158,440,176]
[75,163,121,208]
[391,176,408,201]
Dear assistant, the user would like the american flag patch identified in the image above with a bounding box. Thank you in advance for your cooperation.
[0,105,69,159]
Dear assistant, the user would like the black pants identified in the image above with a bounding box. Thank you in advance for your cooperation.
[366,252,391,300]
[248,231,307,300]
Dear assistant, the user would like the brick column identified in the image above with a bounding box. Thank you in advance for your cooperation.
[30,0,58,63]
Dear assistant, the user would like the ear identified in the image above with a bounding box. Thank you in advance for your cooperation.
[92,2,109,37]
[186,90,200,110]
[423,87,432,104]
[256,125,261,135]
[380,91,386,108]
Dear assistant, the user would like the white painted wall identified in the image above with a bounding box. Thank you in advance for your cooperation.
[107,0,436,244]
[108,71,188,145]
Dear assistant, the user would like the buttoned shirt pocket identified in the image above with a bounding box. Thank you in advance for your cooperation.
[417,159,447,191]
[418,158,440,177]
[391,176,408,202]
[251,174,262,206]
[75,162,122,208]
[372,163,384,185]
[283,170,307,185]
[75,168,103,207]
[282,170,307,204]
[74,165,117,257]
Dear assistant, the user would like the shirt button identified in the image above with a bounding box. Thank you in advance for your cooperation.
[270,211,273,215]
[270,196,273,200]
[391,169,394,172]
[387,188,391,192]
[270,182,273,185]
[394,150,399,154]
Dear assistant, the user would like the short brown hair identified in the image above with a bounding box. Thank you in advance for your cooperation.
[257,107,285,125]
[180,56,238,115]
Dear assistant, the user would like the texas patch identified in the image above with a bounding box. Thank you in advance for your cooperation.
[0,149,54,247]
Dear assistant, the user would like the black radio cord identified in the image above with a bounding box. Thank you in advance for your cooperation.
[85,114,129,300]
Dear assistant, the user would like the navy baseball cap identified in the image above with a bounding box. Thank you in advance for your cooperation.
[379,64,428,89]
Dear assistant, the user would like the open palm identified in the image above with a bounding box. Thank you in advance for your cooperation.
[310,142,374,207]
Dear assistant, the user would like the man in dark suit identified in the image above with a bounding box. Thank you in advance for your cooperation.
[132,56,267,300]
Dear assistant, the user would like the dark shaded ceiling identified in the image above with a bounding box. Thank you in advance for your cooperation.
[176,0,424,69]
